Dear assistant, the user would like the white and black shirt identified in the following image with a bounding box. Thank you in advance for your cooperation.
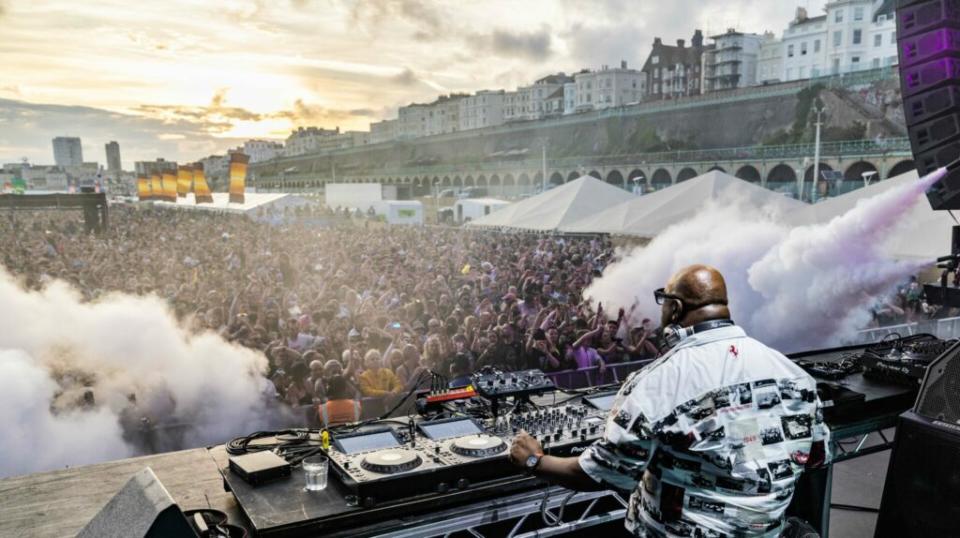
[579,325,831,538]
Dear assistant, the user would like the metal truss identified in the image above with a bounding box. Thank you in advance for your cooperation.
[372,487,628,538]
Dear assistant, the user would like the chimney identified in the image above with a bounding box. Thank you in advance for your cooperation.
[692,29,704,48]
[677,39,685,48]
[654,37,662,46]
[621,60,627,69]
[795,6,808,22]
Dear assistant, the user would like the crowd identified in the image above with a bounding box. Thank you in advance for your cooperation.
[0,205,662,427]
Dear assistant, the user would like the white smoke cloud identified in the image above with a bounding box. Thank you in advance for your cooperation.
[585,171,942,353]
[0,270,278,479]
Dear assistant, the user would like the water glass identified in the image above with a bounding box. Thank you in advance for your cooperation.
[302,455,329,492]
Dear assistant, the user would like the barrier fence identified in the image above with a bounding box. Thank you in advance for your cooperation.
[852,315,960,344]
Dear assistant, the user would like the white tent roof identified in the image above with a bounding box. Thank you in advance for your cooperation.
[457,198,510,206]
[560,170,804,236]
[467,176,633,231]
[150,192,309,214]
[785,170,952,261]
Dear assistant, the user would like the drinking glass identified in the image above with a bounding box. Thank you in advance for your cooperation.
[302,455,329,492]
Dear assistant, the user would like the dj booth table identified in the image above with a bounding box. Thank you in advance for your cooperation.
[222,343,917,538]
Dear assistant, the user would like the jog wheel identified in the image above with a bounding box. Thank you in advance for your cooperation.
[360,449,423,474]
[450,435,507,458]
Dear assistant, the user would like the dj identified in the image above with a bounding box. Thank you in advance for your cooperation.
[510,265,830,537]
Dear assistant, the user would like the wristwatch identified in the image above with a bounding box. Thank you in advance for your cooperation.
[524,453,543,474]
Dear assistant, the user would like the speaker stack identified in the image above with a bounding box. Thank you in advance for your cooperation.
[897,0,960,209]
[875,339,960,537]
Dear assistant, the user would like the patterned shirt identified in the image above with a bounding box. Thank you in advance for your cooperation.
[579,325,830,538]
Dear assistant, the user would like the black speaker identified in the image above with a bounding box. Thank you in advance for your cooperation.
[915,339,960,421]
[77,467,197,538]
[897,0,960,209]
[875,411,960,537]
[876,341,960,537]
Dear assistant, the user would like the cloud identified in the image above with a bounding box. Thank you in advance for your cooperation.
[484,27,554,61]
[136,89,264,132]
[345,0,447,40]
[0,98,246,165]
[272,98,375,126]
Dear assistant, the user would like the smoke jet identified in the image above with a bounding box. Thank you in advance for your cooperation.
[0,269,277,479]
[585,170,944,353]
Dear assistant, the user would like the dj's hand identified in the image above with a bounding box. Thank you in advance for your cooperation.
[510,430,544,467]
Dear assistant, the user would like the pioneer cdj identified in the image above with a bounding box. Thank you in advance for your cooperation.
[861,335,957,386]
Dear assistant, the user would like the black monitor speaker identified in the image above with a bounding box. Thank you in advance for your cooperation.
[876,341,960,536]
[897,0,960,209]
[76,467,197,538]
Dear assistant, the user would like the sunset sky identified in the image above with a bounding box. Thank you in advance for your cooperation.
[0,0,827,167]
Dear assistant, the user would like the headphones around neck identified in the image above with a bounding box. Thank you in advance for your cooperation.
[662,319,735,349]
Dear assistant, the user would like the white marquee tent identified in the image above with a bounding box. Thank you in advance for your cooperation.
[560,170,805,237]
[785,170,952,261]
[466,176,634,231]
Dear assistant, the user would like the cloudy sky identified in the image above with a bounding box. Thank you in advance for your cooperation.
[0,0,827,167]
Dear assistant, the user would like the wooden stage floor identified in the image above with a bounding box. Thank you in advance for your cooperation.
[0,446,239,538]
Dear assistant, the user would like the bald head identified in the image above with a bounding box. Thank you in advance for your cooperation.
[661,265,731,327]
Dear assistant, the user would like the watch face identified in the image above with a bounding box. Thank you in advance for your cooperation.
[525,454,540,469]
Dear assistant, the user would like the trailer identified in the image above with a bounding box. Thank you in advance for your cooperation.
[454,198,510,224]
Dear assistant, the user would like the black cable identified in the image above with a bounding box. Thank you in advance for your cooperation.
[831,503,880,513]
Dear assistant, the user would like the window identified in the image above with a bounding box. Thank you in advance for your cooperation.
[801,42,808,55]
[788,44,795,57]
[651,56,660,64]
[854,7,864,21]
[814,39,821,53]
[786,67,794,80]
[890,32,896,44]
[799,66,806,78]
[853,29,862,45]
[835,9,843,23]
[874,34,882,47]
[852,56,861,67]
[872,58,880,68]
[833,31,842,47]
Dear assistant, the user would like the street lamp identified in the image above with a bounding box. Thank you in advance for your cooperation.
[433,177,441,224]
[810,105,827,203]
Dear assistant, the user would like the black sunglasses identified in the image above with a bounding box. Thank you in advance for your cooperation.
[653,288,681,305]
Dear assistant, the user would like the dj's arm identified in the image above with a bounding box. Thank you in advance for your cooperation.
[509,431,604,491]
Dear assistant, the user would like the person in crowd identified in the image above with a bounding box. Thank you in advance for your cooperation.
[284,360,314,406]
[358,349,402,397]
[510,265,830,537]
[317,375,361,427]
[448,353,473,388]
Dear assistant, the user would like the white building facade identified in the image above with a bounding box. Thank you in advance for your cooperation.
[573,62,645,109]
[458,90,506,131]
[757,32,784,84]
[781,8,828,81]
[243,140,284,163]
[775,1,897,83]
[703,30,764,92]
[370,119,398,144]
[284,127,341,156]
[397,104,429,139]
[424,95,466,136]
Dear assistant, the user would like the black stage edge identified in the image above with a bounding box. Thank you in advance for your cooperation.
[0,193,109,233]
